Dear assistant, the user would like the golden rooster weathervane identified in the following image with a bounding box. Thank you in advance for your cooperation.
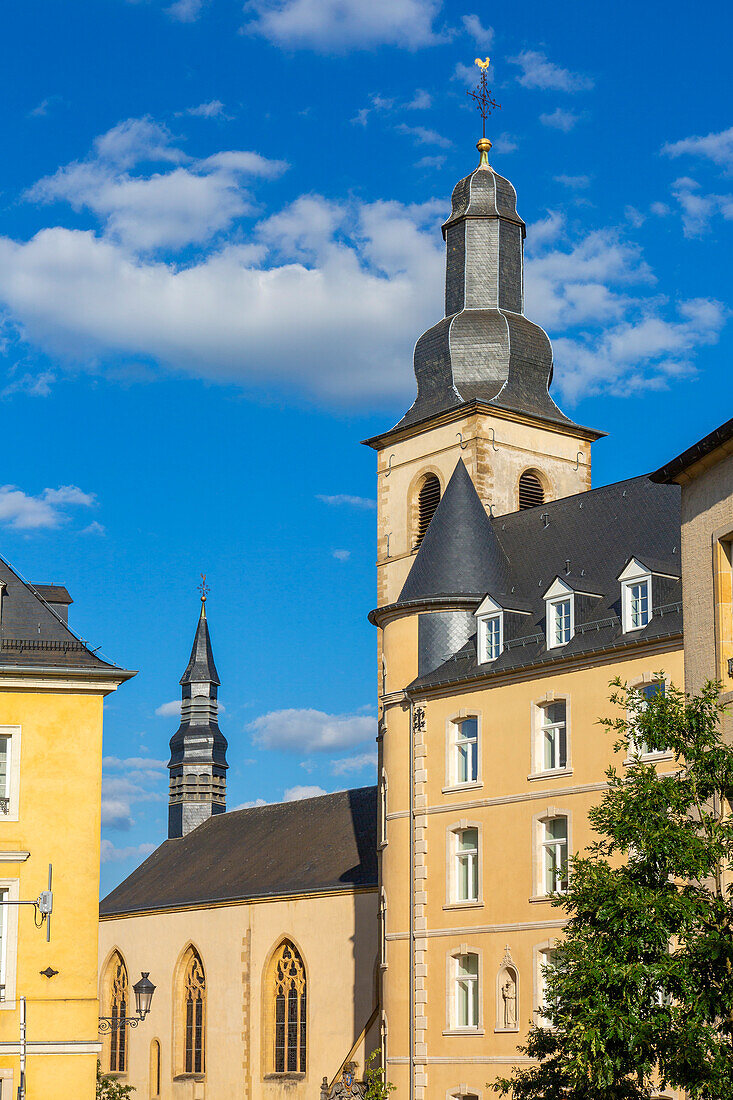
[467,56,501,141]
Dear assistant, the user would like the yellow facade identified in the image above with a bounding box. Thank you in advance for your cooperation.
[0,665,131,1100]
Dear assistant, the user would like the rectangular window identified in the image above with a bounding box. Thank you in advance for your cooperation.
[454,718,478,785]
[542,703,567,771]
[455,953,479,1028]
[456,829,478,902]
[631,681,666,756]
[480,614,502,662]
[542,818,568,894]
[0,889,5,1002]
[537,947,557,1024]
[628,580,650,629]
[551,599,571,646]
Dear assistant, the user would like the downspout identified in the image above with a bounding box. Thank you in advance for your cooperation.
[408,695,415,1100]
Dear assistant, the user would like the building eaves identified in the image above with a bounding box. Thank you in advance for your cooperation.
[651,417,733,484]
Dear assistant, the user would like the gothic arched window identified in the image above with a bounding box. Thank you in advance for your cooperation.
[415,474,441,547]
[272,941,307,1074]
[106,951,129,1073]
[518,470,545,510]
[181,947,206,1075]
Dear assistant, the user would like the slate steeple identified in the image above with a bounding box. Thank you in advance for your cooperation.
[393,139,579,433]
[168,592,228,839]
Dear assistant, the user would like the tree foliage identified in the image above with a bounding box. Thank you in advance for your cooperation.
[363,1049,396,1099]
[96,1060,135,1099]
[493,679,733,1100]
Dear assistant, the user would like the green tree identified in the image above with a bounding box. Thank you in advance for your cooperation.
[363,1049,396,1099]
[493,679,733,1100]
[96,1059,135,1099]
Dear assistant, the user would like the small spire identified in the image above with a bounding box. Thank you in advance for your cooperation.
[467,57,501,160]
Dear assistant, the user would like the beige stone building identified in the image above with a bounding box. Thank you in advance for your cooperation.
[652,417,733,734]
[99,604,379,1100]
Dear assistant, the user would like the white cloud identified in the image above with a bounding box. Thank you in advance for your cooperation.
[540,107,581,132]
[82,520,106,536]
[0,193,444,405]
[453,60,487,87]
[284,784,328,801]
[1,369,55,398]
[101,839,156,864]
[461,14,493,46]
[662,126,733,171]
[650,201,670,217]
[332,549,350,561]
[101,757,167,831]
[553,298,726,403]
[243,0,446,52]
[316,493,376,509]
[249,707,375,752]
[27,122,287,252]
[29,96,62,119]
[669,177,733,237]
[166,0,205,20]
[554,174,590,189]
[406,89,432,110]
[0,483,96,529]
[180,100,228,118]
[509,50,593,92]
[155,699,181,717]
[233,797,270,810]
[625,205,645,228]
[491,134,518,156]
[417,154,446,170]
[395,123,451,149]
[330,751,377,775]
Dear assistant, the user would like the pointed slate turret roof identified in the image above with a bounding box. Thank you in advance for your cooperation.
[397,459,511,604]
[180,602,220,686]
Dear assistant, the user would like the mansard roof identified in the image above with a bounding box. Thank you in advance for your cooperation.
[382,471,682,690]
[397,459,510,604]
[100,785,378,916]
[0,553,130,675]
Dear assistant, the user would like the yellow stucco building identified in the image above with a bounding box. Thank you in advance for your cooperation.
[0,562,133,1098]
[367,137,686,1099]
[99,135,706,1100]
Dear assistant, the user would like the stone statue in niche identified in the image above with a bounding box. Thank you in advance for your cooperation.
[501,970,517,1029]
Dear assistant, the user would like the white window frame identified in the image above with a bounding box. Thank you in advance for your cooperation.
[625,676,671,762]
[475,595,504,664]
[445,715,481,791]
[0,880,19,1010]
[543,579,575,649]
[378,769,388,849]
[619,559,654,633]
[533,941,558,1027]
[0,728,20,822]
[449,951,480,1031]
[541,817,568,895]
[530,694,572,779]
[541,701,567,772]
[452,826,479,904]
[532,808,572,900]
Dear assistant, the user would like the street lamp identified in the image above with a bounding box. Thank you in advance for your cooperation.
[99,972,156,1032]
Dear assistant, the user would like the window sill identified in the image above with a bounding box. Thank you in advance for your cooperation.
[529,894,566,904]
[443,900,483,911]
[623,752,673,766]
[442,1028,485,1037]
[442,782,483,795]
[173,1074,205,1082]
[264,1073,305,1081]
[527,768,573,782]
[494,1026,520,1034]
[104,1073,128,1081]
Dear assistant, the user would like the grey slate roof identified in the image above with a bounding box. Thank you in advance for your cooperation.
[100,786,378,916]
[0,554,127,672]
[382,468,682,691]
[398,459,510,603]
[374,152,600,441]
[180,604,220,686]
[650,416,733,483]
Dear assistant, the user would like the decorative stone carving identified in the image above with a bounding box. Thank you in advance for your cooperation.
[501,973,517,1029]
[496,944,520,1033]
[320,1062,366,1099]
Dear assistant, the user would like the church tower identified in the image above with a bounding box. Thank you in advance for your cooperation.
[365,136,604,609]
[167,588,228,838]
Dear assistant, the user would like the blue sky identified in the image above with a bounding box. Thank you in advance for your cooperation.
[0,0,730,894]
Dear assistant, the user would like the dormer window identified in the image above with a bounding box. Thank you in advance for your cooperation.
[543,579,575,649]
[618,559,653,633]
[474,595,503,664]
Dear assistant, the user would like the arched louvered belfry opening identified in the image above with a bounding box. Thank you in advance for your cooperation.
[415,474,441,548]
[518,471,545,510]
